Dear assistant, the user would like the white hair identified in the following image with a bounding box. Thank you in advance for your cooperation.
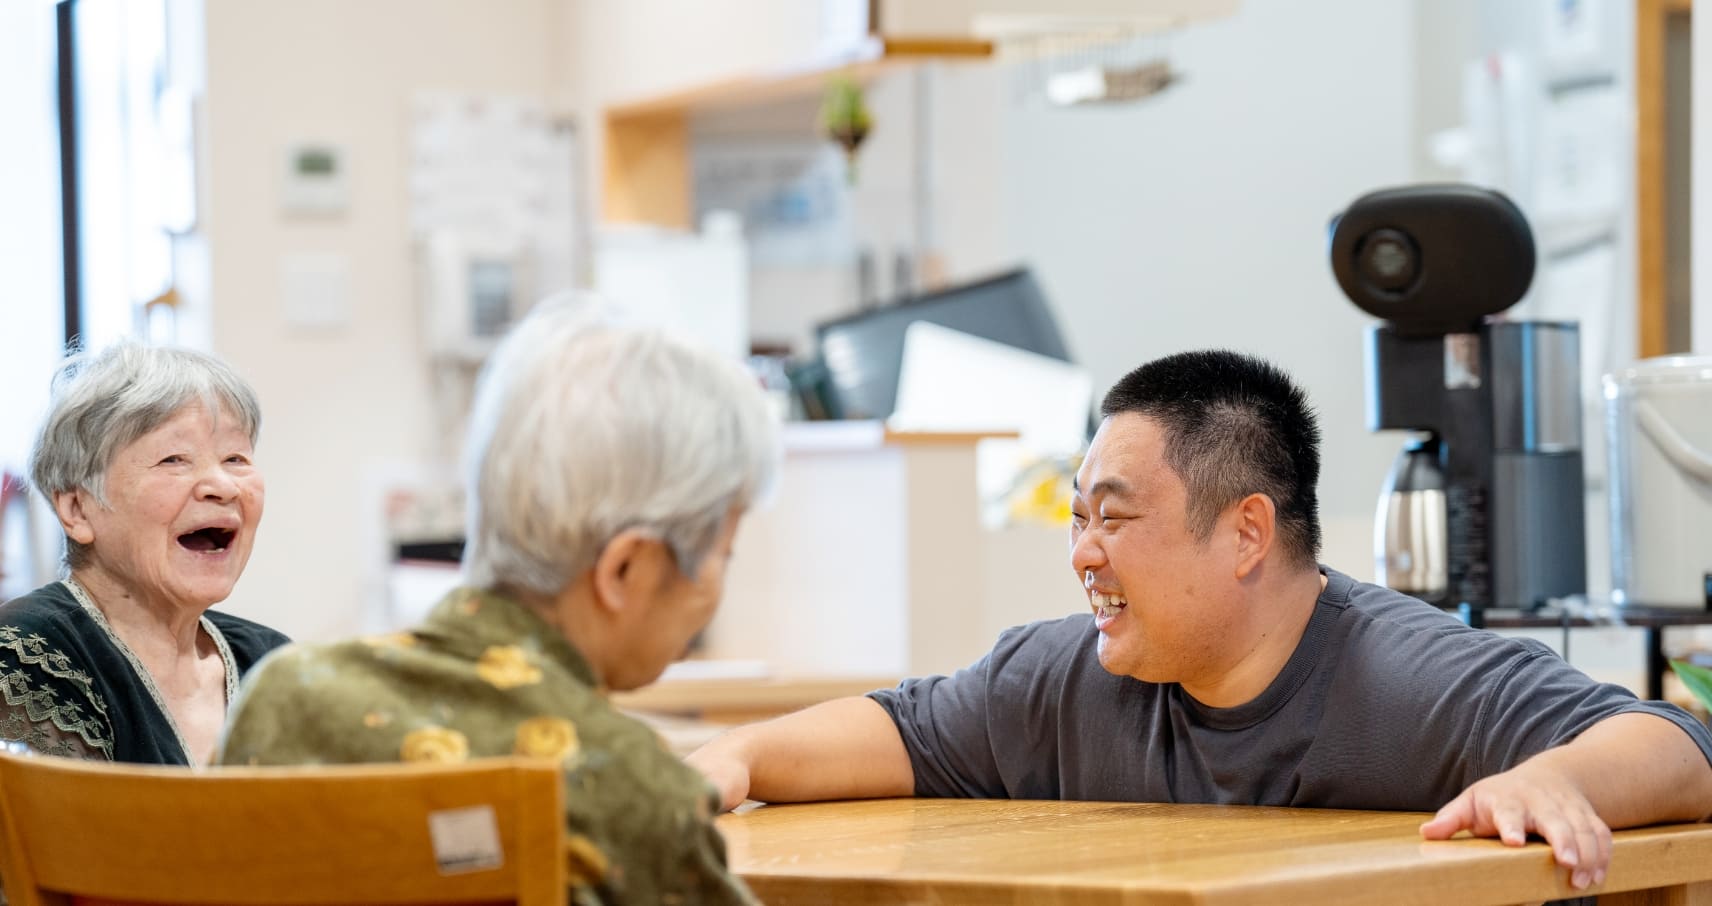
[461,298,781,595]
[27,340,263,569]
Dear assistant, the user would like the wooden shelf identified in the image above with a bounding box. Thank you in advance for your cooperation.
[601,37,992,229]
[597,0,1242,228]
[605,38,992,122]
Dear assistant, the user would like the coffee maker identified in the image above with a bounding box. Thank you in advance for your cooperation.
[1329,185,1586,624]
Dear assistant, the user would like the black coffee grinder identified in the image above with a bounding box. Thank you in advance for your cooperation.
[1329,185,1587,624]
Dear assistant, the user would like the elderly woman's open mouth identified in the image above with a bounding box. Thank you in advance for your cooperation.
[178,525,238,553]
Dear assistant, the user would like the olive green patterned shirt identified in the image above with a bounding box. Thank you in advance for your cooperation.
[219,587,756,905]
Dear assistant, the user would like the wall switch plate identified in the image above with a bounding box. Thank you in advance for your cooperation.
[281,142,350,215]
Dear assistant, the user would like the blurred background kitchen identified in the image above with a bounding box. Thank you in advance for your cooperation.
[2,0,1708,720]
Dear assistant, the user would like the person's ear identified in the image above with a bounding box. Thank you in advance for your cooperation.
[589,528,675,616]
[53,489,96,546]
[1231,493,1276,579]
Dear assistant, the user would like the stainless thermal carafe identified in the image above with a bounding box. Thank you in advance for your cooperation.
[1377,437,1448,599]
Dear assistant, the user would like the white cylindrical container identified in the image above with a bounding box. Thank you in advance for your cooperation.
[1604,356,1712,609]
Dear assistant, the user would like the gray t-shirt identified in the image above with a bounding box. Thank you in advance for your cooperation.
[869,568,1712,810]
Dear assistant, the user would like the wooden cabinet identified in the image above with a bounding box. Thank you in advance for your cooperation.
[1636,0,1694,356]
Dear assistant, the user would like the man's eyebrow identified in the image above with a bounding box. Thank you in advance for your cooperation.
[1091,478,1135,499]
[1072,477,1135,499]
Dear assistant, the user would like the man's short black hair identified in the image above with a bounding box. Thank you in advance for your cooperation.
[1100,349,1322,566]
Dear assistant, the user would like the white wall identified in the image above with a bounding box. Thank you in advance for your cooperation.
[648,0,1426,654]
[1412,0,1480,182]
[566,0,1420,599]
[202,0,555,640]
[990,0,1664,689]
[184,0,1678,688]
[998,0,1414,575]
[563,0,824,107]
[1696,0,1712,353]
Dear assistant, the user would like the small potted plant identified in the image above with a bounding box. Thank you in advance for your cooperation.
[1670,658,1712,719]
[820,75,871,184]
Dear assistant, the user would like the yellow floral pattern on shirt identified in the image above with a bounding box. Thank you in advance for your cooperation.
[400,726,469,763]
[476,644,543,689]
[360,632,417,648]
[219,586,755,905]
[565,833,611,885]
[514,716,580,760]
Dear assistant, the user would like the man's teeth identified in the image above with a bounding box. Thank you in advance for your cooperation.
[1092,592,1127,618]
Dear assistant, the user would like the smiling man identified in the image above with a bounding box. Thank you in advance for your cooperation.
[688,349,1712,892]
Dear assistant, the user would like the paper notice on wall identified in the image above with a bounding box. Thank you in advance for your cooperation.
[692,139,852,267]
[409,93,581,294]
[1531,85,1623,244]
[1539,0,1615,81]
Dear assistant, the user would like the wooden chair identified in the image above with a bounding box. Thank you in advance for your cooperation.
[0,753,566,906]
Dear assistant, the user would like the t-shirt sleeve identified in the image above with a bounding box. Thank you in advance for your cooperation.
[1473,644,1712,778]
[867,624,1059,799]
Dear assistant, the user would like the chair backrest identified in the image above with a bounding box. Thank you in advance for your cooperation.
[0,752,566,906]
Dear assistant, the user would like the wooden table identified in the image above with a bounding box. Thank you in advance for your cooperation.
[717,799,1712,905]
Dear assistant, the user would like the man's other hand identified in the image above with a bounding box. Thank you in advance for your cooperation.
[1420,762,1610,890]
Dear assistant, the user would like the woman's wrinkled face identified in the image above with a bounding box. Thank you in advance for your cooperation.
[608,510,743,692]
[68,403,265,612]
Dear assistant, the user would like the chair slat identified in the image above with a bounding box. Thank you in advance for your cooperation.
[0,754,566,906]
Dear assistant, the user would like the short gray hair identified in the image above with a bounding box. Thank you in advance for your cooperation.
[461,298,781,596]
[28,340,262,569]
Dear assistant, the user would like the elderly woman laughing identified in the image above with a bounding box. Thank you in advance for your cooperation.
[0,342,288,764]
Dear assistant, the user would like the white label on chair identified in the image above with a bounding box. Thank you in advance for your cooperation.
[428,805,504,874]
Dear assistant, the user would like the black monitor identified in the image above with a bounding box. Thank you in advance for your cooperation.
[815,268,1072,420]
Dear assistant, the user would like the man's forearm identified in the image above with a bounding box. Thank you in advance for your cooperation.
[699,695,916,805]
[1534,712,1712,828]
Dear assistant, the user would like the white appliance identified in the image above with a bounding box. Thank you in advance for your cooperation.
[418,232,536,362]
[1604,356,1712,609]
[593,214,748,362]
[889,321,1092,456]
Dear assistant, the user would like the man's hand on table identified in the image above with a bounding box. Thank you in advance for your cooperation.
[1420,760,1610,891]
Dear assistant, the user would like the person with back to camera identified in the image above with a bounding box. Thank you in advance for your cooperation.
[0,341,289,764]
[687,348,1712,894]
[220,298,779,904]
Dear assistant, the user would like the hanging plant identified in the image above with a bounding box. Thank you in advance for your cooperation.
[820,75,871,185]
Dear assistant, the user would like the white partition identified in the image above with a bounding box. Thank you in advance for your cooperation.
[706,421,1074,677]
